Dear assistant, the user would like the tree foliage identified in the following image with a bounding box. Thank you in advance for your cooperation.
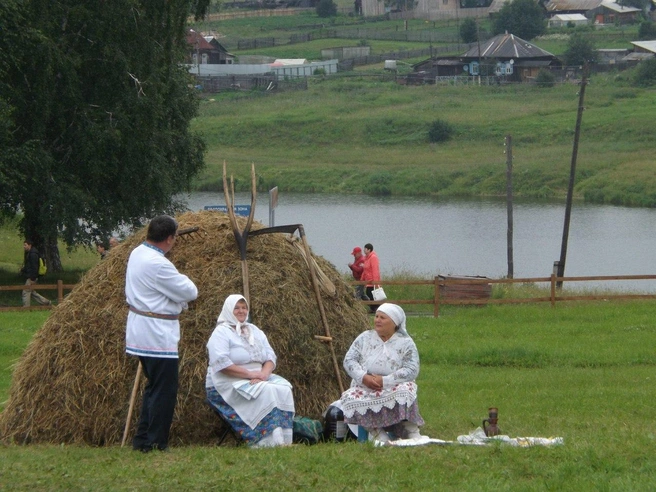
[638,21,656,40]
[460,18,479,44]
[0,0,209,270]
[316,0,337,17]
[492,0,546,40]
[633,58,656,87]
[562,33,598,66]
[621,0,649,9]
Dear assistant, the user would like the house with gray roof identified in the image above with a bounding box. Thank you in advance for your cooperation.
[627,40,656,59]
[412,32,561,82]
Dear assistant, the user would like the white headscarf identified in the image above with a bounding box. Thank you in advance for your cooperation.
[376,303,408,336]
[216,294,254,345]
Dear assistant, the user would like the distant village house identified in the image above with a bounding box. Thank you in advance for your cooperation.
[186,29,235,65]
[412,33,561,83]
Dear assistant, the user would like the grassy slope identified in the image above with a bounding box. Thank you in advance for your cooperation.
[193,72,656,205]
[2,301,656,489]
[187,15,652,206]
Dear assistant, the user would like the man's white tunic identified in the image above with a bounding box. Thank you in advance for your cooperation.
[125,243,198,358]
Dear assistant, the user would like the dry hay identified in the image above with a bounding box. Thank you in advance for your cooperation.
[0,211,369,446]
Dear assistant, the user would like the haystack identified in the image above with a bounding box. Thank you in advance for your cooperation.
[0,211,369,446]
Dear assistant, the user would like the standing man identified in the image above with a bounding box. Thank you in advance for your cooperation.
[96,241,109,260]
[125,215,198,453]
[362,243,381,312]
[348,246,367,300]
[20,239,51,307]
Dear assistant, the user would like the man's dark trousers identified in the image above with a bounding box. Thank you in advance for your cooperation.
[132,356,178,452]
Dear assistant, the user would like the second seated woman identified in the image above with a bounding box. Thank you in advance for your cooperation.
[340,303,425,442]
[206,294,295,447]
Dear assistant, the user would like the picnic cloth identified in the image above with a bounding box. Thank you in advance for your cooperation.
[457,427,564,447]
[372,427,563,447]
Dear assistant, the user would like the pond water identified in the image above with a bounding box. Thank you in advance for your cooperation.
[181,192,656,291]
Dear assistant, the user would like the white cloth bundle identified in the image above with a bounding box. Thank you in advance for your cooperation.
[456,427,564,447]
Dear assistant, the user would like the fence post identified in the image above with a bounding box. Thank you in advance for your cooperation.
[57,279,64,304]
[434,276,440,318]
[551,261,558,307]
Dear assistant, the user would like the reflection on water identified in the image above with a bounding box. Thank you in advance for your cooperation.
[180,192,656,291]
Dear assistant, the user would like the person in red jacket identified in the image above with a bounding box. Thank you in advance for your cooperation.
[362,243,381,312]
[348,246,367,300]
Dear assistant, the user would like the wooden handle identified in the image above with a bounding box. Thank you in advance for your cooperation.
[313,335,333,342]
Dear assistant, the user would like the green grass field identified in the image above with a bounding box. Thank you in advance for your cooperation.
[2,301,656,490]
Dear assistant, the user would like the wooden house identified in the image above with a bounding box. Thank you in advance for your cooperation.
[628,40,656,59]
[545,0,641,23]
[186,29,235,65]
[588,1,641,25]
[414,33,560,82]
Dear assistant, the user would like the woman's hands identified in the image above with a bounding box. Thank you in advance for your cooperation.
[362,373,383,390]
[249,361,274,384]
[220,361,274,383]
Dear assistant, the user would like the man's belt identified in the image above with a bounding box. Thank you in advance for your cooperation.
[128,305,179,320]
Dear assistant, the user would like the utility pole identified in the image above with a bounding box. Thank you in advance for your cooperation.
[476,18,482,85]
[557,63,589,289]
[505,135,514,279]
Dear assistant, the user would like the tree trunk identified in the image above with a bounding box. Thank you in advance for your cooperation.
[45,237,62,273]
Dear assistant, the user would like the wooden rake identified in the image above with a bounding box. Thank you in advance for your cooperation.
[250,224,345,393]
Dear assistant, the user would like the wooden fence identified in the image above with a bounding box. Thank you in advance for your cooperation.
[3,274,656,314]
[0,281,76,311]
[352,274,656,317]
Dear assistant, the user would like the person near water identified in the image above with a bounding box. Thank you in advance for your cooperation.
[362,243,381,312]
[348,246,367,300]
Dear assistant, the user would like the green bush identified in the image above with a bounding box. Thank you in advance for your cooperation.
[536,69,556,88]
[633,58,656,87]
[316,0,337,18]
[427,119,454,143]
[364,172,392,196]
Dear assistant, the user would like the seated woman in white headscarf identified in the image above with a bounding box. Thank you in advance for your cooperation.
[206,294,295,447]
[340,303,424,442]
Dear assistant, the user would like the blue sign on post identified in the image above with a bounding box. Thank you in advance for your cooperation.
[204,205,252,217]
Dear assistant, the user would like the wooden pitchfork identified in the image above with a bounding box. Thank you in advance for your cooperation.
[223,162,257,303]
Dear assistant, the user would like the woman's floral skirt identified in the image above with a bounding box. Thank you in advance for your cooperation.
[207,386,293,445]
